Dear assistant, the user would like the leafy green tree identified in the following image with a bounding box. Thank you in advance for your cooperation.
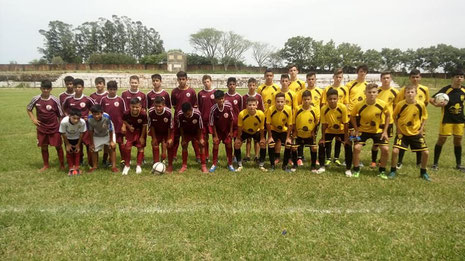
[87,53,137,64]
[337,42,363,72]
[280,36,315,69]
[38,20,78,63]
[380,48,403,71]
[140,53,167,64]
[190,28,223,70]
[186,53,215,65]
[361,49,383,72]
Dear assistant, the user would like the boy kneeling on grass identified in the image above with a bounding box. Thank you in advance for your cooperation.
[59,108,86,176]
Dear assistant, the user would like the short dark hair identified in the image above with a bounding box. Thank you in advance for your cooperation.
[41,80,52,89]
[107,80,118,90]
[130,97,141,105]
[151,74,162,81]
[202,75,212,81]
[69,108,81,117]
[281,74,290,80]
[380,71,391,78]
[302,90,312,98]
[246,96,257,104]
[451,69,465,77]
[214,90,225,99]
[264,68,274,75]
[64,76,74,83]
[327,88,338,98]
[227,77,237,84]
[366,83,378,91]
[176,71,187,79]
[248,78,257,84]
[356,64,368,73]
[73,78,84,87]
[129,75,139,81]
[288,64,298,71]
[95,77,105,85]
[409,69,421,76]
[405,84,417,92]
[154,96,165,105]
[275,92,285,99]
[181,102,192,113]
[306,72,316,78]
[333,68,344,75]
[90,104,103,113]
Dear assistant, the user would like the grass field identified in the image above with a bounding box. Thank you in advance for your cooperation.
[1,80,465,259]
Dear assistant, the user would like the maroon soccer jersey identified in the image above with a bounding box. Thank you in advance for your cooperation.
[242,93,264,111]
[209,103,234,134]
[197,89,217,124]
[171,87,197,113]
[147,89,171,109]
[121,90,147,110]
[27,95,64,134]
[123,110,148,133]
[59,91,74,107]
[100,95,127,134]
[90,91,108,104]
[176,109,203,136]
[148,107,173,136]
[224,92,242,124]
[62,95,95,120]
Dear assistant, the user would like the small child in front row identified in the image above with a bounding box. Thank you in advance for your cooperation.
[121,98,148,175]
[87,104,118,173]
[242,78,264,162]
[389,85,430,181]
[59,108,87,176]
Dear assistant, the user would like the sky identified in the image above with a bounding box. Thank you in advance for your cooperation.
[0,0,464,64]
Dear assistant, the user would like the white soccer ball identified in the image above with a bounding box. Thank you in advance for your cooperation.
[434,93,449,105]
[152,162,166,174]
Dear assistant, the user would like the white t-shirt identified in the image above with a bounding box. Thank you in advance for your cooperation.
[59,116,87,140]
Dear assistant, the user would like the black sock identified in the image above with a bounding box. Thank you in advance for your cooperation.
[398,149,405,164]
[318,144,325,167]
[259,148,266,164]
[434,144,443,165]
[275,152,280,160]
[416,151,421,165]
[379,167,386,173]
[234,149,242,165]
[298,145,304,160]
[282,149,291,169]
[353,166,360,172]
[372,149,378,163]
[291,150,298,167]
[390,167,396,173]
[269,147,275,166]
[455,146,462,166]
[344,144,353,170]
[325,141,332,158]
[420,168,427,175]
[334,140,341,159]
[311,150,317,168]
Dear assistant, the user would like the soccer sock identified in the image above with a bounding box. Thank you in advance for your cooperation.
[433,144,442,165]
[41,149,49,167]
[297,145,304,160]
[234,148,242,165]
[416,151,421,165]
[353,166,360,172]
[334,140,341,159]
[372,149,378,163]
[318,144,325,167]
[56,147,64,167]
[379,167,386,173]
[152,145,160,163]
[193,141,200,159]
[325,142,332,159]
[420,168,427,175]
[291,150,298,167]
[124,148,131,167]
[182,149,188,165]
[137,151,144,166]
[259,148,266,164]
[344,144,353,170]
[74,152,80,169]
[282,148,291,168]
[226,145,233,165]
[205,137,209,159]
[455,146,462,166]
[311,150,317,168]
[398,149,405,164]
[200,150,206,165]
[269,147,276,166]
[213,146,219,165]
[66,152,74,169]
[167,147,174,167]
[102,152,108,164]
[390,167,396,173]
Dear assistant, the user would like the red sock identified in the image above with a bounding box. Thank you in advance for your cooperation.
[200,150,206,165]
[56,147,64,167]
[66,152,74,169]
[152,146,159,163]
[125,147,131,167]
[161,153,166,161]
[41,149,49,167]
[137,151,144,166]
[226,145,233,165]
[212,146,219,165]
[167,146,173,167]
[193,142,200,159]
[118,143,124,161]
[182,149,188,165]
[86,145,92,166]
[205,136,209,159]
[73,152,80,169]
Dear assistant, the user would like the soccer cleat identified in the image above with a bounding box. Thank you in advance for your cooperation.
[120,160,125,167]
[396,162,403,170]
[136,165,142,174]
[388,171,396,179]
[324,160,331,166]
[254,157,259,163]
[290,167,297,173]
[75,169,81,175]
[269,165,275,172]
[431,164,439,171]
[316,167,325,174]
[345,169,352,177]
[201,165,208,173]
[378,171,388,180]
[122,166,130,175]
[259,165,267,172]
[111,167,119,173]
[68,169,74,177]
[334,158,342,166]
[284,166,292,173]
[227,165,235,172]
[209,165,218,173]
[456,165,465,171]
[421,173,431,181]
[236,166,243,172]
[311,169,318,174]
[179,165,187,173]
[370,162,377,169]
[352,171,360,178]
[297,159,303,166]
[87,167,97,173]
[243,156,250,162]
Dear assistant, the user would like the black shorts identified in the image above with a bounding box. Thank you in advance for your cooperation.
[271,131,287,144]
[240,132,261,143]
[357,132,388,146]
[295,137,316,148]
[324,133,345,143]
[393,134,428,151]
[380,124,394,138]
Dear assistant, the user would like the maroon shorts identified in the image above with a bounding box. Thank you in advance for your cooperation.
[115,133,124,144]
[37,131,62,147]
[81,131,91,145]
[153,133,169,143]
[181,134,200,145]
[125,131,146,149]
[214,133,232,145]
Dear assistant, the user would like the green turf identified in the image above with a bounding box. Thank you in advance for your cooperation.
[1,84,465,259]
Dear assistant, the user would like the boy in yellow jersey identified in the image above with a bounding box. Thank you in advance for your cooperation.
[266,93,293,171]
[346,64,368,114]
[351,83,390,178]
[279,74,298,111]
[389,85,430,181]
[395,69,430,168]
[292,90,320,172]
[234,96,267,171]
[257,69,280,112]
[430,69,465,171]
[288,65,306,92]
[370,71,398,168]
[317,88,352,176]
[320,68,348,166]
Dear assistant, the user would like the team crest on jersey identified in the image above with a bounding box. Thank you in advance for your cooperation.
[277,126,283,130]
[418,95,424,100]
[210,94,215,99]
[137,119,142,123]
[192,119,198,124]
[248,128,253,132]
[233,100,238,105]
[358,97,363,101]
[103,123,107,129]
[308,119,313,124]
[186,93,191,97]
[163,118,168,123]
[388,97,393,102]
[46,105,52,111]
[254,123,258,126]
[302,126,309,131]
[137,97,142,101]
[267,99,271,104]
[114,102,119,107]
[333,124,339,129]
[370,121,376,126]
[282,118,286,122]
[406,121,413,126]
[224,113,229,118]
[80,102,86,108]
[375,113,380,117]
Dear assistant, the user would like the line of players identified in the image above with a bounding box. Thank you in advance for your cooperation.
[27,66,465,180]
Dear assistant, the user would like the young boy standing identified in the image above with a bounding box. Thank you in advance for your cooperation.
[59,108,87,176]
[122,75,147,110]
[389,85,430,181]
[90,77,108,104]
[59,76,75,107]
[351,83,390,178]
[27,80,65,172]
[224,77,243,136]
[346,64,368,114]
[176,102,207,173]
[209,90,235,172]
[87,104,118,173]
[279,74,298,111]
[147,74,171,109]
[148,96,174,172]
[121,98,148,175]
[288,65,306,93]
[197,75,216,162]
[242,78,264,162]
[430,69,465,171]
[257,69,280,113]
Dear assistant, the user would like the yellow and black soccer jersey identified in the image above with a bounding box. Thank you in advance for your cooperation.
[320,103,349,134]
[433,85,465,124]
[293,105,320,138]
[321,85,348,105]
[237,109,265,134]
[297,88,322,108]
[351,99,388,134]
[377,87,399,124]
[258,83,280,112]
[395,84,430,106]
[266,105,293,133]
[281,89,298,111]
[289,79,306,93]
[393,100,428,136]
[345,80,367,113]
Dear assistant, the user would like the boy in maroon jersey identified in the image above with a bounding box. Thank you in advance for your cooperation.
[121,98,148,175]
[147,74,171,109]
[59,76,74,107]
[242,77,264,162]
[27,80,65,172]
[197,74,216,162]
[176,102,207,173]
[90,77,108,104]
[62,78,95,166]
[148,96,174,171]
[100,81,127,164]
[171,71,198,161]
[208,90,235,172]
[224,77,242,138]
[122,75,147,111]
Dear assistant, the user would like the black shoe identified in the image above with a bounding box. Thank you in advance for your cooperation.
[456,165,465,171]
[243,156,250,162]
[431,164,439,171]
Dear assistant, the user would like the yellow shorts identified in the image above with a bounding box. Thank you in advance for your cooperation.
[440,123,465,136]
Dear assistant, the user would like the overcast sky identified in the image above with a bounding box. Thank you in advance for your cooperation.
[0,0,464,64]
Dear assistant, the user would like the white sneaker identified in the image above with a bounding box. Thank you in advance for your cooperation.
[122,166,130,175]
[316,167,325,174]
[136,165,142,174]
[236,166,243,172]
[311,169,318,174]
[345,169,353,177]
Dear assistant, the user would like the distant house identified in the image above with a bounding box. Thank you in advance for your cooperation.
[167,51,186,72]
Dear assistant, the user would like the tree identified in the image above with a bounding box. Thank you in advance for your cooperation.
[336,43,363,72]
[186,53,216,65]
[38,20,78,63]
[251,42,274,68]
[380,48,403,71]
[280,36,315,69]
[74,21,101,62]
[361,49,383,72]
[218,31,250,70]
[190,28,223,70]
[140,53,167,64]
[267,51,284,68]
